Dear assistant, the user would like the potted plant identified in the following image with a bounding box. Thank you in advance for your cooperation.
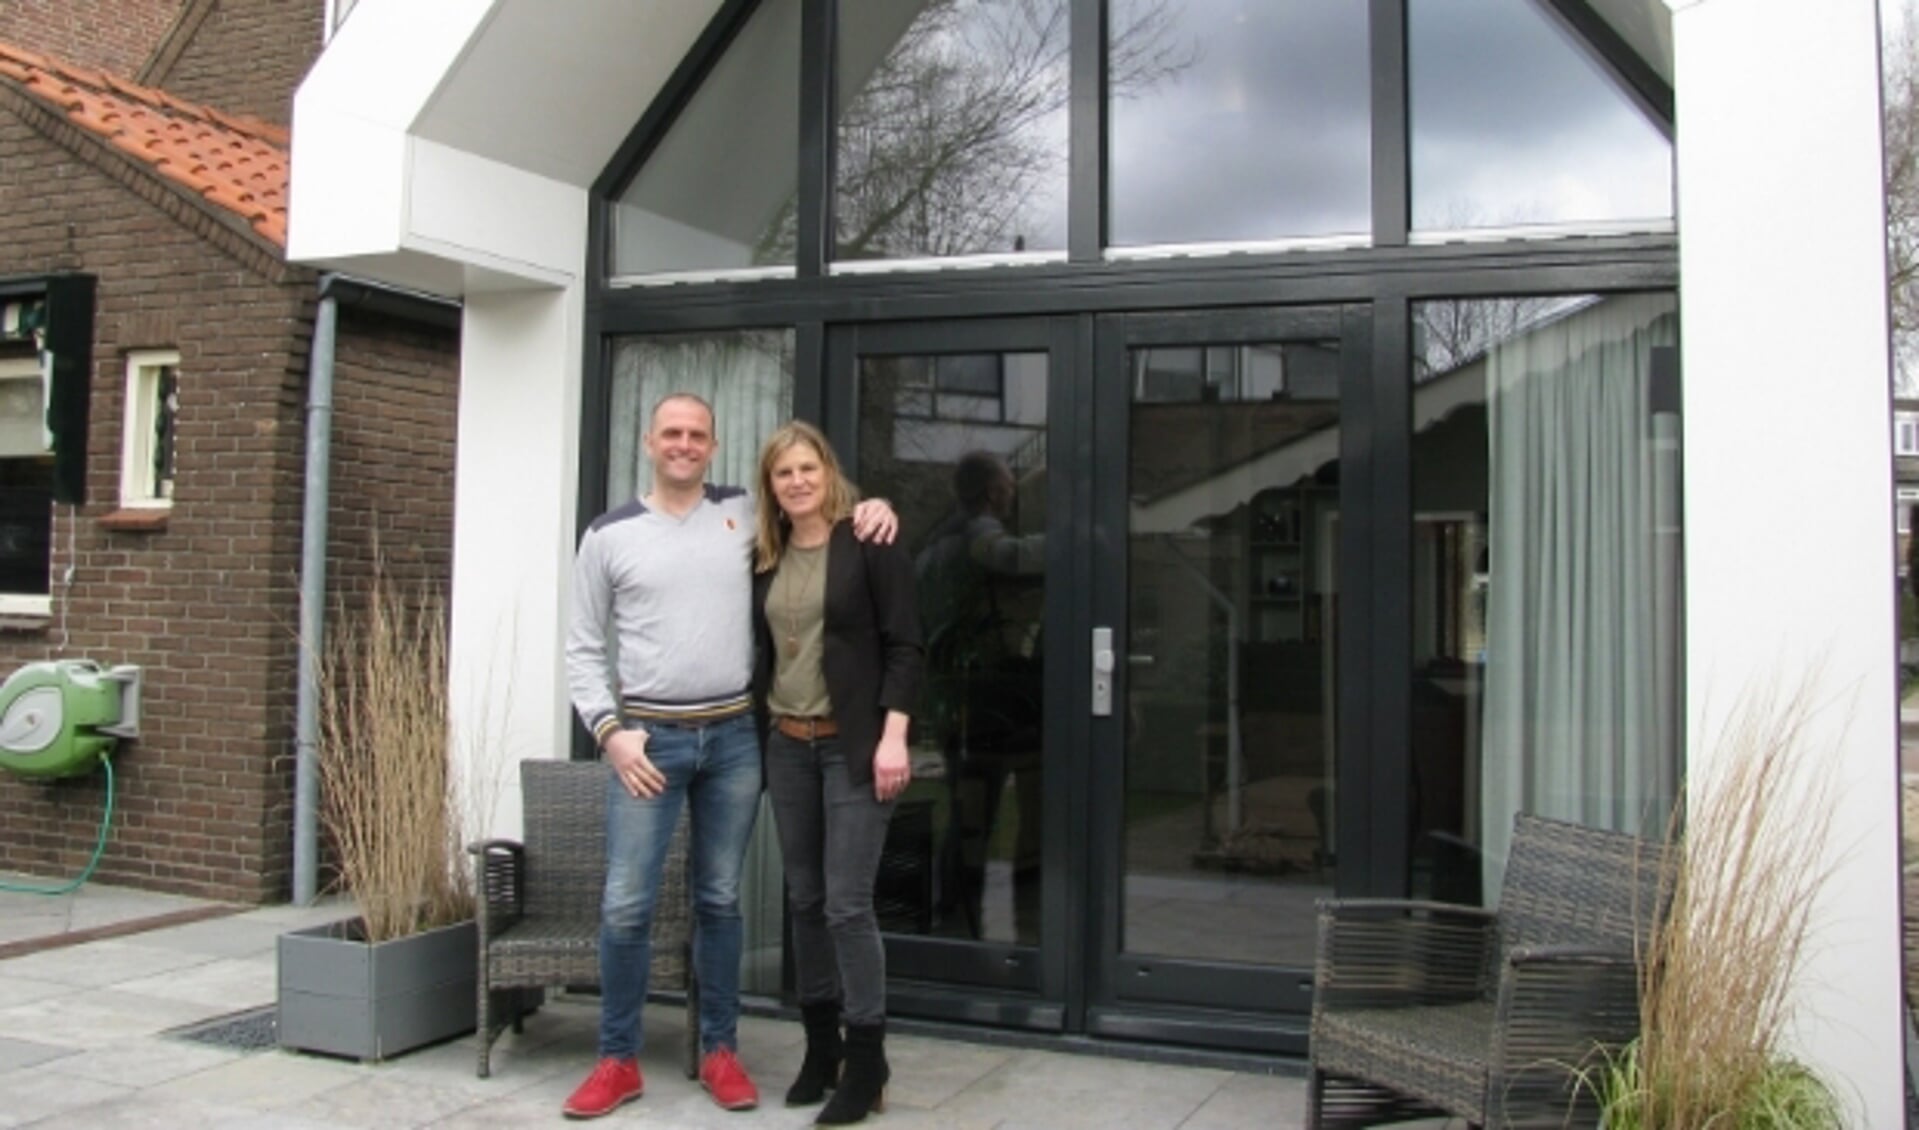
[1589,682,1845,1129]
[277,567,478,1061]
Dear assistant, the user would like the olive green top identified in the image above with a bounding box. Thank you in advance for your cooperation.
[766,541,832,718]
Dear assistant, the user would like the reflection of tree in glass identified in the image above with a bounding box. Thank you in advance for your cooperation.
[1414,296,1566,379]
[810,0,1192,261]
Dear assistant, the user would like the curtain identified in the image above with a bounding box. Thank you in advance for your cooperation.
[1479,293,1680,898]
[607,331,795,502]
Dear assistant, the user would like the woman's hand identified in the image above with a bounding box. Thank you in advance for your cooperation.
[872,733,911,802]
[851,497,898,544]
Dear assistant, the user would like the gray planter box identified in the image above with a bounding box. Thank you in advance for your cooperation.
[277,916,476,1061]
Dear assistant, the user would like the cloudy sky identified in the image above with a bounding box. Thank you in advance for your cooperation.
[1103,0,1675,246]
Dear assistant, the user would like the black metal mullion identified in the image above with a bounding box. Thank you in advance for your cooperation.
[1370,0,1409,247]
[798,0,835,277]
[1068,0,1106,262]
[1335,308,1375,898]
[1366,295,1413,897]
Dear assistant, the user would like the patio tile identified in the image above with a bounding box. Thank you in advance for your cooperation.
[141,1048,365,1111]
[935,1047,1229,1130]
[1177,1069,1309,1129]
[113,954,277,1010]
[0,1033,78,1073]
[0,1066,133,1128]
[0,939,213,988]
[40,1033,245,1087]
[0,985,217,1046]
[0,972,70,1008]
[280,1073,494,1128]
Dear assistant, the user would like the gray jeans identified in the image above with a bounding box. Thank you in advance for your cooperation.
[764,731,895,1025]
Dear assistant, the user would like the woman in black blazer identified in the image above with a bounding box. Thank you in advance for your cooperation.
[751,421,921,1126]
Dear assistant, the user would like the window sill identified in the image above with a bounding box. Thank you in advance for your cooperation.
[98,507,171,531]
[0,613,50,634]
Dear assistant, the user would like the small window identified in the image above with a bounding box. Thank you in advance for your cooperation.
[0,354,52,617]
[1895,413,1919,457]
[121,350,179,507]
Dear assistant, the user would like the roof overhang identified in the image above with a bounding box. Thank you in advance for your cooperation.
[287,0,724,296]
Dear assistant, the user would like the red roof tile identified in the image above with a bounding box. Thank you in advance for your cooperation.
[0,39,289,247]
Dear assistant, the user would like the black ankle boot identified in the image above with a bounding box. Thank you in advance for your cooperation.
[785,1001,843,1107]
[815,1019,887,1125]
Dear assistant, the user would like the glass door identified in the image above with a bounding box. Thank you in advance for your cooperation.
[1085,306,1369,1052]
[830,317,1078,1031]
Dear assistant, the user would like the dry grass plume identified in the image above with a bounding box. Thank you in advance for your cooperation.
[317,567,473,943]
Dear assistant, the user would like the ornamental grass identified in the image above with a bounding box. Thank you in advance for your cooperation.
[316,566,473,943]
[1592,680,1843,1129]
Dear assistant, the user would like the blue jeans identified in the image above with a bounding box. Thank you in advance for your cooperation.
[598,713,761,1059]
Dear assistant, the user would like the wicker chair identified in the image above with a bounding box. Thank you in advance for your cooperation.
[1307,812,1665,1129]
[469,758,698,1079]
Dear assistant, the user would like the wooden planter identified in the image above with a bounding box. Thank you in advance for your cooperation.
[277,916,477,1061]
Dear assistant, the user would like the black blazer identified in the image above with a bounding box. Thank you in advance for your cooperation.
[753,519,923,786]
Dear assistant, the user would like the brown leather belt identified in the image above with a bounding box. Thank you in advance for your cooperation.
[775,714,838,741]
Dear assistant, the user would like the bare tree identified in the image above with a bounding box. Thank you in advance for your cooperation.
[1887,0,1919,395]
[757,0,1192,262]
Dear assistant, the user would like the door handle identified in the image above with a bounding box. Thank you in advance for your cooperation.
[1092,627,1115,716]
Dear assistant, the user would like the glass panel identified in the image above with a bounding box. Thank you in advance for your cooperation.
[860,350,1049,944]
[1409,0,1674,233]
[604,329,795,992]
[0,457,52,595]
[1108,0,1370,249]
[1124,336,1340,967]
[0,373,45,457]
[1409,294,1680,907]
[836,0,1070,261]
[611,0,801,277]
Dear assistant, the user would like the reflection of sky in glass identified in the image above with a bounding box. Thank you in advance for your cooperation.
[611,0,800,275]
[836,0,1070,260]
[1410,0,1673,231]
[1108,0,1371,247]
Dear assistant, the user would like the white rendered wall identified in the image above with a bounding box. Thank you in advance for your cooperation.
[1671,1,1900,1124]
[448,286,586,842]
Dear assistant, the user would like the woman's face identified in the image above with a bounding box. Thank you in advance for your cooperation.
[769,441,828,524]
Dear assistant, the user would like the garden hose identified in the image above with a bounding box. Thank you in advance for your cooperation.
[0,754,115,895]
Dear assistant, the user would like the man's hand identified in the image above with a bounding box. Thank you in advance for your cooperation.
[604,728,666,798]
[851,497,898,544]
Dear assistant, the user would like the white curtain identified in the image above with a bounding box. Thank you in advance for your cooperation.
[607,331,794,501]
[1479,293,1680,898]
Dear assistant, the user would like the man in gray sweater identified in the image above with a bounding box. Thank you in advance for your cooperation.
[561,393,894,1119]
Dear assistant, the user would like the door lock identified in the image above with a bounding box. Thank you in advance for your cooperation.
[1092,627,1115,716]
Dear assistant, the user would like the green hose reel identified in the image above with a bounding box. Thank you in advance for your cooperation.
[0,660,141,780]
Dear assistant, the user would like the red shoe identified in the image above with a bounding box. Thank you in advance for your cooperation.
[562,1057,643,1119]
[700,1046,761,1111]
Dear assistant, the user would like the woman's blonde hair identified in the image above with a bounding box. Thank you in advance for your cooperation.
[754,421,859,572]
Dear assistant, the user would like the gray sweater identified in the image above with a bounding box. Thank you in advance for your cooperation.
[566,484,758,745]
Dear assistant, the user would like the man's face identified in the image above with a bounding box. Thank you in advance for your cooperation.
[643,398,717,491]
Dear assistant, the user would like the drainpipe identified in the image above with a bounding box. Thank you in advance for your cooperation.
[293,277,340,906]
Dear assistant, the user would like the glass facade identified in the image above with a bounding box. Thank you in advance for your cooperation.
[1408,293,1681,902]
[836,0,1070,262]
[594,0,1681,1050]
[610,0,802,278]
[1107,0,1371,248]
[1409,0,1674,234]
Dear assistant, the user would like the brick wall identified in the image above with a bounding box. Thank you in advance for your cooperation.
[328,306,460,605]
[0,0,183,75]
[148,0,324,126]
[0,103,460,902]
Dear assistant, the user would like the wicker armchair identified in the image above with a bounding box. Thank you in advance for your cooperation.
[1307,812,1665,1129]
[469,758,698,1079]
